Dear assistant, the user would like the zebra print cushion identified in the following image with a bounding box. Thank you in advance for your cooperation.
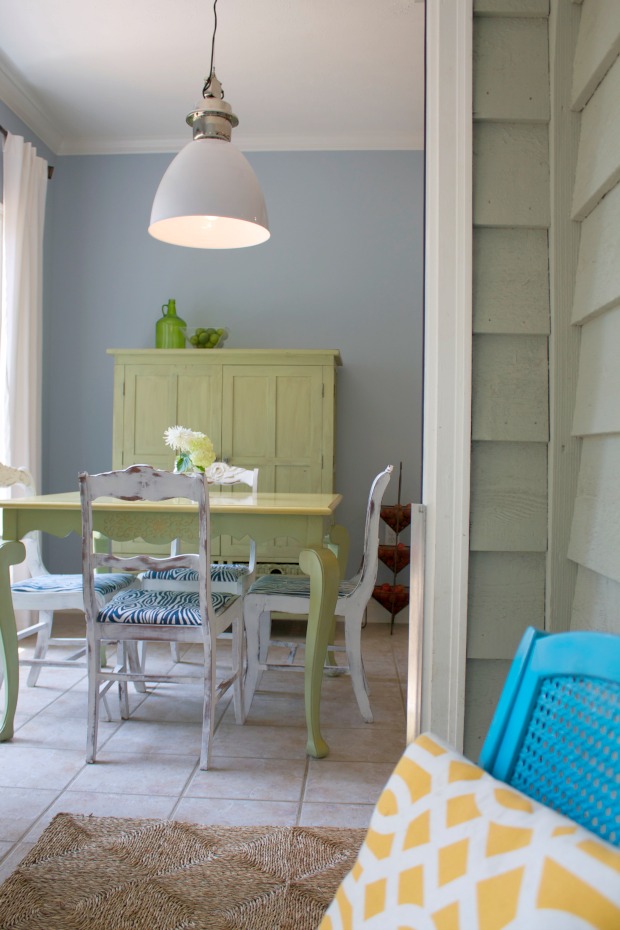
[247,575,358,598]
[98,588,236,625]
[212,564,251,582]
[140,564,250,584]
[11,573,136,596]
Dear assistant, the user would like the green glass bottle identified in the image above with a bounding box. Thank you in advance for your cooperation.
[156,299,186,348]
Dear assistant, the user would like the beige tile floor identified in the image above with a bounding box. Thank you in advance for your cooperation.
[0,618,408,883]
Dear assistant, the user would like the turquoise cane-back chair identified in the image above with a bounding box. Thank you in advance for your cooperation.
[479,626,620,847]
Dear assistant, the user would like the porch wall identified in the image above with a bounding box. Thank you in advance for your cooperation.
[466,0,551,759]
[568,1,620,632]
[467,0,620,758]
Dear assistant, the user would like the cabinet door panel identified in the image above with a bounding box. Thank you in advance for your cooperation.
[124,366,177,464]
[222,365,323,560]
[222,366,323,473]
[225,372,274,461]
[274,465,316,492]
[177,369,222,455]
[275,374,323,459]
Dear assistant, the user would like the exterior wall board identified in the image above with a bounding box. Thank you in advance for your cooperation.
[468,6,550,751]
[572,0,620,110]
[473,228,550,334]
[565,0,620,637]
[572,180,620,324]
[572,53,620,220]
[474,123,550,226]
[572,305,620,436]
[474,0,549,15]
[572,564,620,632]
[470,441,548,551]
[468,551,546,658]
[464,659,512,762]
[568,435,620,583]
[474,17,550,121]
[472,334,549,441]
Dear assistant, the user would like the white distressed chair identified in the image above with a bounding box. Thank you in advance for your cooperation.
[139,465,259,595]
[243,465,393,722]
[79,464,244,770]
[0,462,137,686]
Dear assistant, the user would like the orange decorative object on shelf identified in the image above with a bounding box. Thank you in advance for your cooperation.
[372,583,410,615]
[378,542,411,573]
[380,503,411,533]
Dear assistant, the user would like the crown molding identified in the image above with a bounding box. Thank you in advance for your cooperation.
[59,130,424,156]
[0,54,63,154]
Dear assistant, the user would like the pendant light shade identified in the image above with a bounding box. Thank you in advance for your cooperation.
[149,137,270,249]
[148,0,269,250]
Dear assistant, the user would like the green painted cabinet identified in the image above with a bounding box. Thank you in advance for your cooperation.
[108,348,342,562]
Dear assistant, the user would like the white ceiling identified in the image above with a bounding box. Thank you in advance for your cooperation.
[0,0,425,157]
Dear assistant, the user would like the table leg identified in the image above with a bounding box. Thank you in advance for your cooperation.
[298,546,340,758]
[0,540,26,741]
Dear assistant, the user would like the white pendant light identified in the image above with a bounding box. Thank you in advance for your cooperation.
[148,2,269,250]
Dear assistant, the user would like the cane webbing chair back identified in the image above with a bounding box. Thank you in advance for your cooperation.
[479,627,620,846]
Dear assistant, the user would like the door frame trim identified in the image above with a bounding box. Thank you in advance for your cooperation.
[417,0,473,749]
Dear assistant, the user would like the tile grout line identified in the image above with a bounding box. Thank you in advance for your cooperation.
[1,628,408,865]
[295,754,312,826]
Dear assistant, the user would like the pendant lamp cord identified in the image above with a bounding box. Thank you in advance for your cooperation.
[202,0,222,98]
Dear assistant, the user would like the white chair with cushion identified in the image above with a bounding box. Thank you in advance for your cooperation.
[139,465,259,595]
[0,462,138,686]
[79,464,244,770]
[243,465,393,722]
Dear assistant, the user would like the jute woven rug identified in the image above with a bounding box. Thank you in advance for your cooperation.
[0,813,365,930]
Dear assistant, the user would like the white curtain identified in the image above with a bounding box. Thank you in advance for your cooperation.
[1,132,48,490]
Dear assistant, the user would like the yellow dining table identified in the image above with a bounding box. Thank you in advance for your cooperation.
[0,489,342,756]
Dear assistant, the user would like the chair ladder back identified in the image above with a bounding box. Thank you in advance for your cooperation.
[79,465,212,621]
[233,467,259,492]
[351,466,393,595]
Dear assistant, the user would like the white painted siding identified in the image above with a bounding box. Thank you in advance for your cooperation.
[467,5,550,759]
[572,52,620,220]
[466,0,620,755]
[569,0,620,635]
[572,182,620,323]
[571,0,620,109]
[572,307,620,435]
[569,436,620,583]
[474,124,550,227]
[474,0,548,15]
[473,228,550,334]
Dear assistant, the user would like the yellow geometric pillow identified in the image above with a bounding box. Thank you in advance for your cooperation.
[319,732,620,930]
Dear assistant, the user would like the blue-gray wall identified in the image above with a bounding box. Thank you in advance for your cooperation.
[2,107,424,573]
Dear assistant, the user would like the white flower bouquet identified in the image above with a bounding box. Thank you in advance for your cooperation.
[164,425,216,474]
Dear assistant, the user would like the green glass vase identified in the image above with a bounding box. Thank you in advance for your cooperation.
[156,299,186,348]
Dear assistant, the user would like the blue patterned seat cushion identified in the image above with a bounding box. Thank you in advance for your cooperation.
[247,575,357,598]
[11,573,136,596]
[98,588,236,625]
[140,564,250,584]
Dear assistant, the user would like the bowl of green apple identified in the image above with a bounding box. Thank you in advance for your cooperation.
[187,327,228,349]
